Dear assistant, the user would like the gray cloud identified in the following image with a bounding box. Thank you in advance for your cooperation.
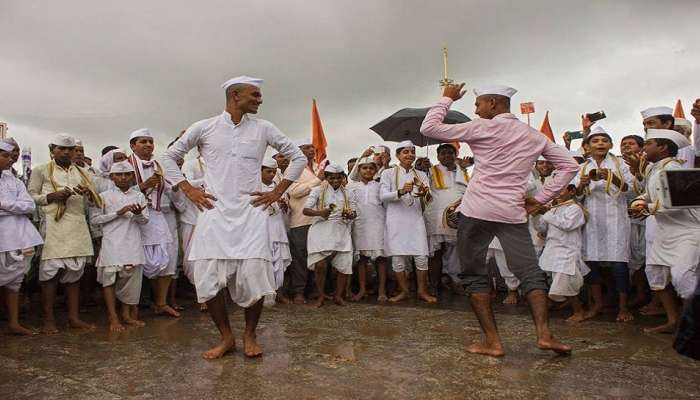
[1,0,698,167]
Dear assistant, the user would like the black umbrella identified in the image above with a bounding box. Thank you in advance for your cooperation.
[370,107,471,146]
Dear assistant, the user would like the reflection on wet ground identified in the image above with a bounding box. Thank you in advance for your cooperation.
[1,294,699,399]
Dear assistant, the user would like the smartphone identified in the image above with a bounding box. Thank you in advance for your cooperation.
[568,130,583,140]
[586,111,606,123]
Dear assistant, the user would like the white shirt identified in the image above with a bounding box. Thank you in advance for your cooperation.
[379,166,430,257]
[346,179,384,251]
[263,182,288,245]
[305,184,356,254]
[575,154,634,262]
[537,201,587,275]
[424,164,467,237]
[0,172,43,252]
[130,154,172,246]
[162,111,306,261]
[90,187,149,266]
[641,157,700,268]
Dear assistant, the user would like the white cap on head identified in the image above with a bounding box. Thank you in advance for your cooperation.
[5,137,18,147]
[645,129,690,149]
[294,138,313,147]
[357,156,376,167]
[0,140,14,152]
[324,163,344,174]
[537,155,546,161]
[396,140,416,151]
[674,118,692,128]
[473,84,517,98]
[50,133,76,147]
[221,75,264,91]
[75,139,84,147]
[640,106,673,119]
[109,161,135,174]
[590,125,608,135]
[129,128,152,141]
[262,158,278,169]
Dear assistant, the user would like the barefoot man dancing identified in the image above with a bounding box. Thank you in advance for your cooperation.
[421,83,578,357]
[162,76,305,359]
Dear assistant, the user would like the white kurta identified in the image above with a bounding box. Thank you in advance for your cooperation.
[537,202,588,275]
[379,166,430,257]
[346,180,385,252]
[305,184,356,256]
[0,172,43,252]
[263,182,291,290]
[162,111,306,262]
[575,154,634,262]
[424,164,467,238]
[526,169,546,252]
[642,158,700,269]
[90,187,149,267]
[130,155,172,247]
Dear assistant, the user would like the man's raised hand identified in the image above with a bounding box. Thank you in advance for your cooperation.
[442,83,466,102]
[691,98,700,123]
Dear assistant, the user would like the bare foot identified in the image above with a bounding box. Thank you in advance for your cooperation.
[292,294,306,305]
[41,321,59,335]
[502,291,519,305]
[377,293,388,303]
[203,336,236,360]
[418,292,438,303]
[537,337,572,355]
[8,323,37,336]
[644,322,677,334]
[566,312,586,323]
[388,291,409,303]
[276,294,291,304]
[200,303,208,312]
[68,318,96,330]
[170,303,185,311]
[154,304,181,318]
[123,318,146,327]
[616,310,634,322]
[314,296,324,308]
[581,307,602,321]
[639,303,664,316]
[109,320,126,333]
[243,335,263,358]
[351,291,367,302]
[334,296,346,306]
[465,341,505,358]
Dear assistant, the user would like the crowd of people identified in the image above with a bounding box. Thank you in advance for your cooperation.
[0,76,698,360]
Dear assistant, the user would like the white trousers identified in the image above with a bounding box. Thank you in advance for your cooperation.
[97,265,144,305]
[193,258,276,307]
[39,257,87,283]
[392,255,428,273]
[487,248,520,291]
[646,263,699,300]
[308,251,353,275]
[0,250,32,291]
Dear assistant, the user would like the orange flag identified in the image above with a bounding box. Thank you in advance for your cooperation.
[311,99,328,164]
[674,99,686,118]
[539,111,555,142]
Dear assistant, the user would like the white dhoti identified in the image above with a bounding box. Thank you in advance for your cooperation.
[548,268,584,302]
[487,248,520,291]
[179,223,196,285]
[163,211,180,279]
[142,244,170,279]
[193,258,276,306]
[308,251,353,275]
[39,257,88,283]
[355,249,384,261]
[392,255,428,273]
[0,250,32,291]
[271,241,292,289]
[97,265,144,305]
[646,264,698,300]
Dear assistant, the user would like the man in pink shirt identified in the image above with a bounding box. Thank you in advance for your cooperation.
[421,83,579,357]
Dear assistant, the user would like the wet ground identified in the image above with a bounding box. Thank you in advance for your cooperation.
[1,295,699,400]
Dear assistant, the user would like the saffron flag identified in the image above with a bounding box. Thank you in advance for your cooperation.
[539,111,555,142]
[311,99,328,165]
[674,99,686,119]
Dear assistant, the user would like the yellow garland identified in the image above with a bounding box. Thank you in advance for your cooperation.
[394,166,431,210]
[646,158,682,215]
[579,154,625,198]
[319,182,348,211]
[47,161,103,222]
[431,165,470,190]
[550,199,589,223]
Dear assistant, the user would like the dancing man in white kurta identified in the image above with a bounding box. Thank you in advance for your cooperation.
[162,76,305,359]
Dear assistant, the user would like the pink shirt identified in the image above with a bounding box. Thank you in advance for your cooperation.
[421,97,579,224]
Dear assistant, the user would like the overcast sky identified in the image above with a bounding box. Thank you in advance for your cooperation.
[1,0,698,169]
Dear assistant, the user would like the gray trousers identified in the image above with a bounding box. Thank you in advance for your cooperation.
[287,225,311,295]
[457,215,547,295]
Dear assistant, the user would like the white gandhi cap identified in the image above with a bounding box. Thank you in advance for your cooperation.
[324,163,344,174]
[0,140,14,152]
[473,84,517,98]
[109,161,135,174]
[262,158,278,169]
[395,140,416,151]
[221,76,264,91]
[645,129,690,149]
[640,106,673,119]
[129,128,152,141]
[50,133,76,147]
